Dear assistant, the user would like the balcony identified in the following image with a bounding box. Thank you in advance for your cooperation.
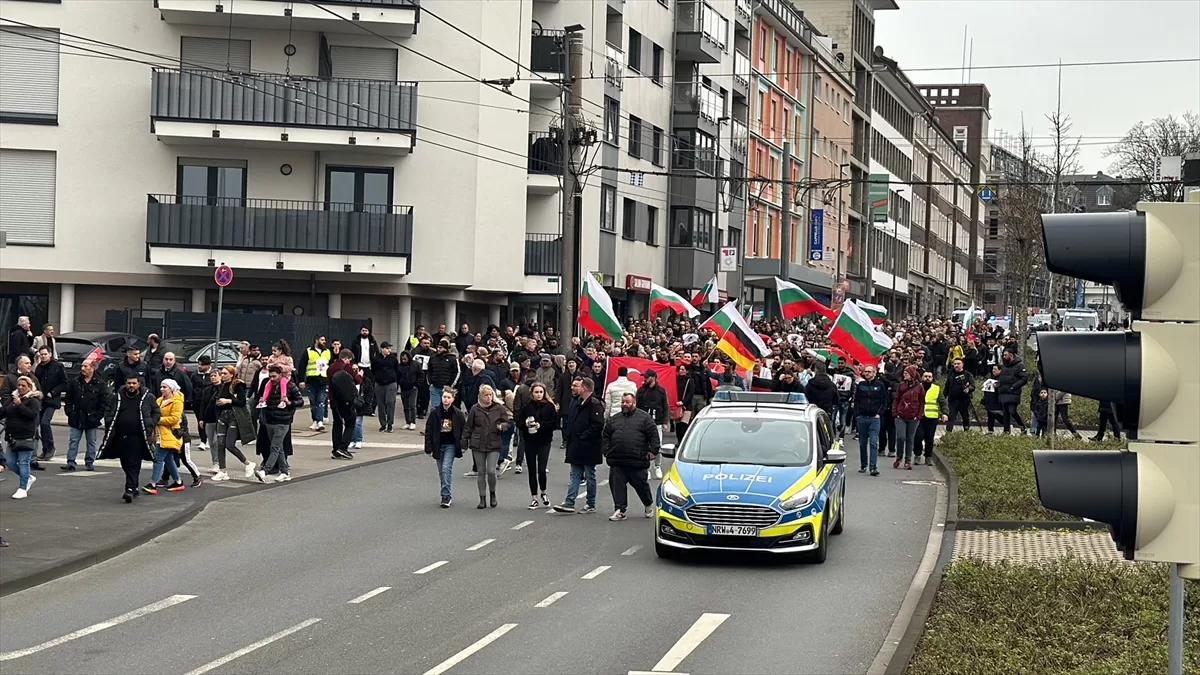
[150,69,418,154]
[146,195,414,274]
[673,80,721,134]
[732,50,750,98]
[529,30,566,98]
[729,120,748,158]
[675,0,724,64]
[605,43,624,91]
[525,233,562,276]
[155,0,419,38]
[528,131,564,195]
[735,0,752,29]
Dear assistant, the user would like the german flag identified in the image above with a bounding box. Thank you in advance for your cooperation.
[699,302,769,370]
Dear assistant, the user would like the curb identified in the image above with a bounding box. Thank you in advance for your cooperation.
[954,519,1107,531]
[0,449,422,598]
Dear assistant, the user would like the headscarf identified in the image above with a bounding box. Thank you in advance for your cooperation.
[160,378,181,396]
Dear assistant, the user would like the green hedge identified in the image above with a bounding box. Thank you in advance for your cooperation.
[938,432,1125,521]
[908,558,1200,674]
[953,348,1102,427]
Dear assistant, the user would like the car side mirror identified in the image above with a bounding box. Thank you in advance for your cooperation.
[660,443,676,458]
[825,447,846,464]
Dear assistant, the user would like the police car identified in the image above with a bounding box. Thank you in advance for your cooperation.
[654,391,846,563]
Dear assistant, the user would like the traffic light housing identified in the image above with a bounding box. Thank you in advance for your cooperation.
[1034,195,1200,579]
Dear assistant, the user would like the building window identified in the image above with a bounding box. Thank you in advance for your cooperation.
[651,127,664,166]
[604,97,620,145]
[628,29,642,72]
[652,44,664,85]
[672,130,717,175]
[1096,185,1114,207]
[325,166,393,213]
[0,149,56,245]
[329,45,399,81]
[178,158,247,205]
[646,206,658,246]
[670,207,714,249]
[180,36,252,71]
[622,198,636,240]
[600,185,616,232]
[0,27,60,124]
[629,116,643,158]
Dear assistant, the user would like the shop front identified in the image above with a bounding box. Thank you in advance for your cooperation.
[625,274,653,319]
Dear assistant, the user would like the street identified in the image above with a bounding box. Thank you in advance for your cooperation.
[0,445,938,675]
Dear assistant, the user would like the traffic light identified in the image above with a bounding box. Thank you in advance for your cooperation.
[1033,195,1200,579]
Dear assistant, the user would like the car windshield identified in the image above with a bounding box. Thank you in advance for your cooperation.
[55,340,97,360]
[678,415,813,467]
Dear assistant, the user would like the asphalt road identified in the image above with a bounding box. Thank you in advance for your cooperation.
[0,443,939,675]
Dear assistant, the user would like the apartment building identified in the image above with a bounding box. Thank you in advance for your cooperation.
[920,83,990,303]
[805,32,854,283]
[0,0,530,343]
[863,46,912,316]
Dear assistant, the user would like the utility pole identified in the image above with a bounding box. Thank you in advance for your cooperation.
[557,30,584,351]
[779,141,792,288]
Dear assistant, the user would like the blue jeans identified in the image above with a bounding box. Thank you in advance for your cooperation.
[67,427,100,467]
[428,385,443,414]
[6,443,35,489]
[307,385,327,423]
[564,464,596,508]
[499,427,514,463]
[437,444,456,500]
[151,446,181,484]
[353,415,364,443]
[856,416,880,471]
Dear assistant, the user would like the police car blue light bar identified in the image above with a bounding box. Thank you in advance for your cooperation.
[711,391,808,405]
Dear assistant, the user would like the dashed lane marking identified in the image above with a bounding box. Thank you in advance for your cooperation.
[650,613,730,673]
[466,539,495,551]
[534,592,568,608]
[347,587,391,604]
[0,595,197,662]
[512,520,534,530]
[183,618,321,675]
[422,623,519,675]
[414,561,449,575]
[621,545,643,556]
[581,565,611,580]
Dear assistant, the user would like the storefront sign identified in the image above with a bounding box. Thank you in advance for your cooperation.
[625,274,653,293]
[718,289,730,303]
[809,209,824,262]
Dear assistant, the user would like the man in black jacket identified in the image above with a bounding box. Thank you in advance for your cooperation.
[602,392,660,521]
[104,346,148,389]
[553,376,605,514]
[372,342,401,432]
[151,352,193,407]
[852,365,889,476]
[62,360,109,471]
[350,326,380,416]
[7,316,33,365]
[803,362,838,417]
[409,336,435,418]
[34,346,67,460]
[997,348,1029,434]
[253,365,304,482]
[99,374,160,502]
[426,339,460,412]
[944,359,976,432]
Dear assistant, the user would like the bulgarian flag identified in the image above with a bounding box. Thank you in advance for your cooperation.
[579,273,624,341]
[700,301,769,370]
[828,301,894,364]
[775,277,835,320]
[854,299,888,325]
[691,274,719,307]
[649,283,700,318]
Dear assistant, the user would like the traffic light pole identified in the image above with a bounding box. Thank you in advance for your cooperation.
[1169,564,1184,675]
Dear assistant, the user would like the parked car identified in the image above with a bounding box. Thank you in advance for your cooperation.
[165,338,243,373]
[54,332,149,378]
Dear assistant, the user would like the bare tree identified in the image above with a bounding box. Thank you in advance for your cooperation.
[1045,66,1084,315]
[997,125,1047,340]
[1104,112,1200,203]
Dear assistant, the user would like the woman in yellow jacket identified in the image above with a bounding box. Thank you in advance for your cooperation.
[945,337,965,369]
[144,379,186,494]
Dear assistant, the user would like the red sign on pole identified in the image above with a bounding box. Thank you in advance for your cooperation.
[214,265,234,287]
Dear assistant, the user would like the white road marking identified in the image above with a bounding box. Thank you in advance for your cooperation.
[598,479,610,488]
[534,592,568,608]
[512,520,534,530]
[290,440,424,449]
[414,560,449,575]
[650,613,730,673]
[61,471,113,477]
[628,672,689,675]
[466,538,495,551]
[183,618,321,675]
[581,565,611,580]
[621,545,643,556]
[347,587,391,604]
[422,623,518,675]
[0,594,197,662]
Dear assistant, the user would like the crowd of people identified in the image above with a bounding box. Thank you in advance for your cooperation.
[1,308,1123,545]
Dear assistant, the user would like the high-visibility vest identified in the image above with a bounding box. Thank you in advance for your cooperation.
[924,384,942,419]
[306,348,331,378]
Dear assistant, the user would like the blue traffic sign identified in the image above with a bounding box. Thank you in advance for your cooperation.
[214,265,234,287]
[978,186,997,204]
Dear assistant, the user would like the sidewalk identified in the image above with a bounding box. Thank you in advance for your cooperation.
[952,529,1127,564]
[0,413,425,595]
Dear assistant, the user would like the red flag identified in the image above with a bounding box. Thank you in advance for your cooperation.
[606,356,681,417]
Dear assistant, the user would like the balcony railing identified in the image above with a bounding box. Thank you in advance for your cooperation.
[677,0,728,49]
[733,50,750,89]
[530,30,565,73]
[605,43,624,89]
[528,131,564,175]
[150,69,417,132]
[735,0,751,21]
[146,195,414,257]
[729,120,748,156]
[525,233,562,275]
[673,80,722,122]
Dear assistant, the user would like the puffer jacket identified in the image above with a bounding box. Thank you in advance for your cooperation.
[156,392,185,451]
[462,400,511,453]
[996,356,1029,405]
[604,376,638,418]
[892,381,925,421]
[601,407,660,469]
[427,352,460,388]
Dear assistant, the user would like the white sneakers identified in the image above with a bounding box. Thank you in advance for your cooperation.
[254,469,267,483]
[407,423,416,430]
[211,471,230,482]
[209,466,222,475]
[11,475,35,499]
[274,473,291,482]
[309,422,319,431]
[244,461,256,479]
[353,441,363,450]
[654,467,663,480]
[198,442,208,451]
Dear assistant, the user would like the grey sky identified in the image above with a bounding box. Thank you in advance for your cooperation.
[874,0,1200,172]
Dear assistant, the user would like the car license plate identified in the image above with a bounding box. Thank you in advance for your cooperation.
[60,361,73,368]
[709,524,758,536]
